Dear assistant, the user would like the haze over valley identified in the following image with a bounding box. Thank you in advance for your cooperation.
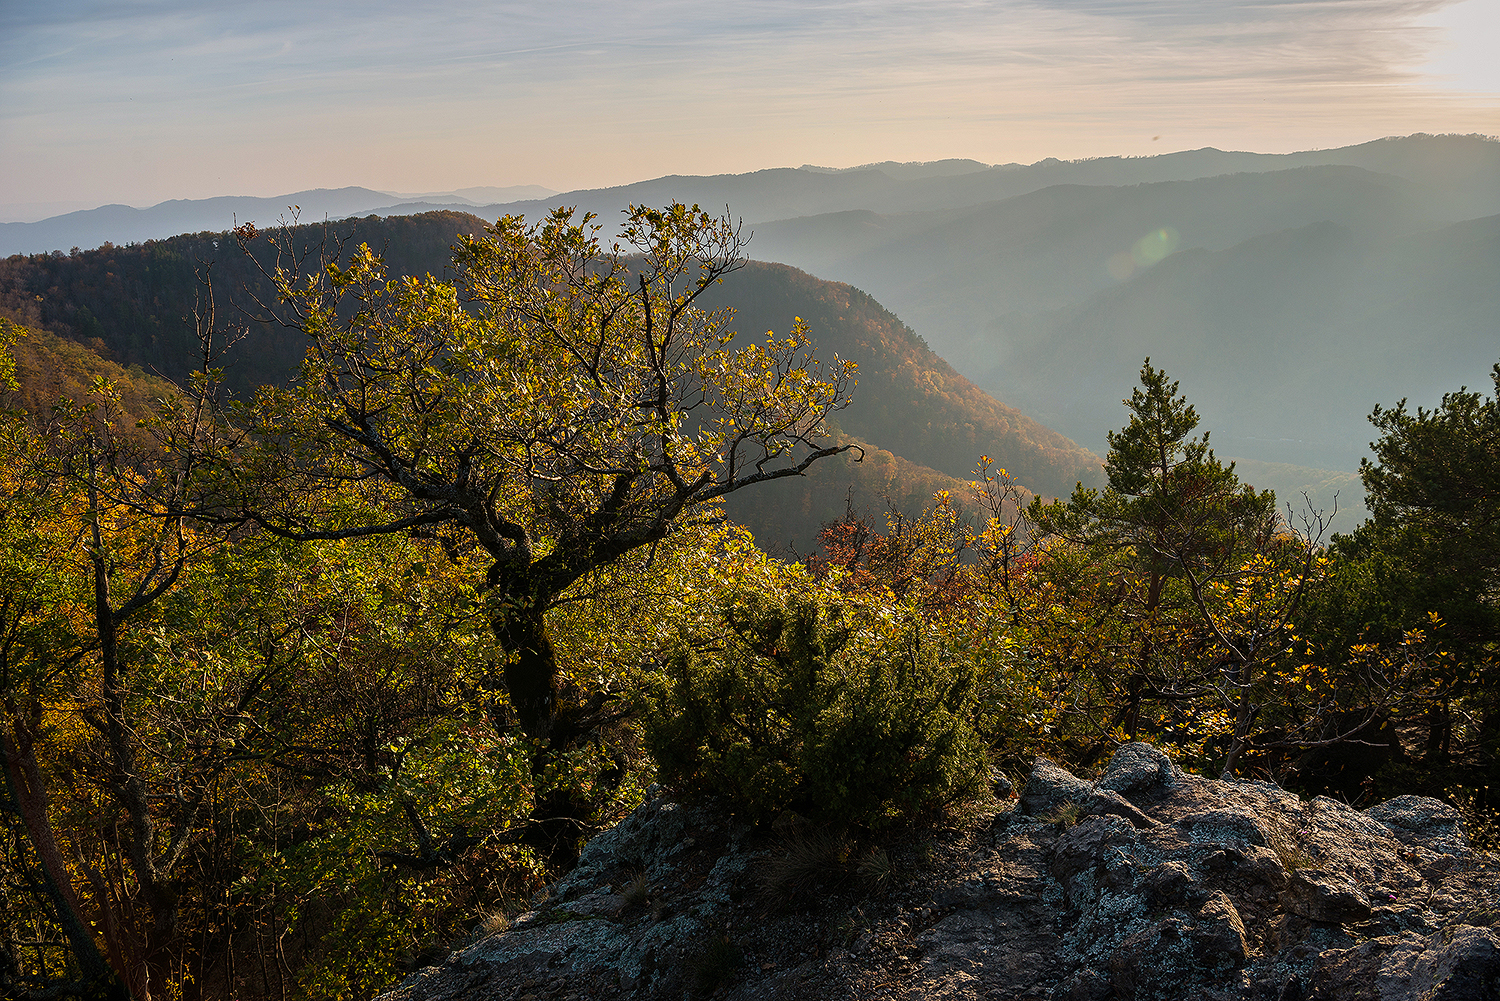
[6,133,1498,533]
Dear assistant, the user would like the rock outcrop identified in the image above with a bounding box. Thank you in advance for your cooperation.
[377,746,1500,1001]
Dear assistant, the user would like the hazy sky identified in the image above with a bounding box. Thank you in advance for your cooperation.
[3,0,1497,218]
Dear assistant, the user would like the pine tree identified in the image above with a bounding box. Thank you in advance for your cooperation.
[1029,360,1279,743]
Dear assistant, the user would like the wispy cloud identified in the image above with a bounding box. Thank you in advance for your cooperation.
[1,0,1494,209]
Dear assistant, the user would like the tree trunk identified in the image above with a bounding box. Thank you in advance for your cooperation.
[1122,675,1144,741]
[1220,680,1258,778]
[491,600,563,743]
[1,718,134,1000]
[1424,702,1452,764]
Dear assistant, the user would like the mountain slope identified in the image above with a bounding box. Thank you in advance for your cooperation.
[0,317,180,425]
[747,165,1428,377]
[700,262,1100,497]
[0,212,1097,550]
[983,213,1500,473]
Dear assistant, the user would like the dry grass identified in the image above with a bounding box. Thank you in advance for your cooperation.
[1045,800,1085,830]
[857,845,895,893]
[621,870,651,909]
[1267,823,1313,874]
[756,827,853,909]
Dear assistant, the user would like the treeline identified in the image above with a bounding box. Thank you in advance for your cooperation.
[0,208,1494,1001]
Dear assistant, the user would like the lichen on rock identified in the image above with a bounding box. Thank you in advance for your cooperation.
[375,754,1498,1001]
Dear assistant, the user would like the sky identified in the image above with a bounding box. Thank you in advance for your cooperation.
[2,0,1498,221]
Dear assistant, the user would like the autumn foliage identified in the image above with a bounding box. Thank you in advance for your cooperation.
[0,245,1495,1000]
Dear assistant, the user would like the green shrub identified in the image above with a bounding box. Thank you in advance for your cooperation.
[640,589,986,828]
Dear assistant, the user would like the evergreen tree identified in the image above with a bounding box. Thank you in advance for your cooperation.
[1029,360,1281,757]
[1332,362,1500,764]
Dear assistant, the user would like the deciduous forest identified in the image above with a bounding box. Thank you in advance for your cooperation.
[0,206,1495,1000]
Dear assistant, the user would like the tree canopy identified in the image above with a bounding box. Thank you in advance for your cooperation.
[225,204,857,741]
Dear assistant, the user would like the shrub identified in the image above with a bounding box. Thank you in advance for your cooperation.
[640,589,986,828]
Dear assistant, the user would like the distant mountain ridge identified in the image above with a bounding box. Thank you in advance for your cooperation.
[0,185,555,257]
[8,134,1495,258]
[6,133,1495,534]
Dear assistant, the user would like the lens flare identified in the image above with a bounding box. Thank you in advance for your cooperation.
[1109,226,1181,281]
[1131,226,1180,268]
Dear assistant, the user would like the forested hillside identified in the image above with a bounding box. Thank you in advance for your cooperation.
[700,263,1101,496]
[0,212,484,392]
[985,212,1500,471]
[0,210,1102,553]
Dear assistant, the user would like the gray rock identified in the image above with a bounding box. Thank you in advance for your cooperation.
[1281,868,1373,924]
[1109,916,1199,1001]
[1020,757,1096,817]
[567,888,626,918]
[1053,815,1141,886]
[1019,757,1158,829]
[1062,966,1112,1000]
[1184,806,1275,849]
[1193,891,1249,969]
[1366,795,1470,856]
[1418,925,1500,1000]
[1097,743,1179,797]
[1141,860,1196,907]
[1312,924,1500,1000]
[1087,787,1160,830]
[553,792,693,902]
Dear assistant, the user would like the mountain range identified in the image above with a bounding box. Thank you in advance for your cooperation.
[9,135,1494,259]
[6,133,1498,537]
[0,184,556,256]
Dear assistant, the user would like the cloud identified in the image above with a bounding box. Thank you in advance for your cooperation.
[1,0,1494,207]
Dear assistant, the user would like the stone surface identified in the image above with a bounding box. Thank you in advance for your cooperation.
[1312,925,1500,1000]
[374,758,1500,1001]
[1281,869,1374,924]
[1019,756,1096,817]
[1097,742,1181,798]
[1366,795,1470,857]
[1194,891,1250,969]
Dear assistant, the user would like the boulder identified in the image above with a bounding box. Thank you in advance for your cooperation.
[1097,743,1180,798]
[1365,795,1469,857]
[1052,815,1141,887]
[375,758,1500,1001]
[1281,869,1373,924]
[1140,860,1196,908]
[1312,924,1500,1000]
[1193,891,1249,969]
[1109,917,1197,1001]
[1020,757,1097,817]
[1019,756,1158,830]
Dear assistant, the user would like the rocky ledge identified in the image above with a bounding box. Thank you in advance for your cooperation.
[378,745,1499,1000]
